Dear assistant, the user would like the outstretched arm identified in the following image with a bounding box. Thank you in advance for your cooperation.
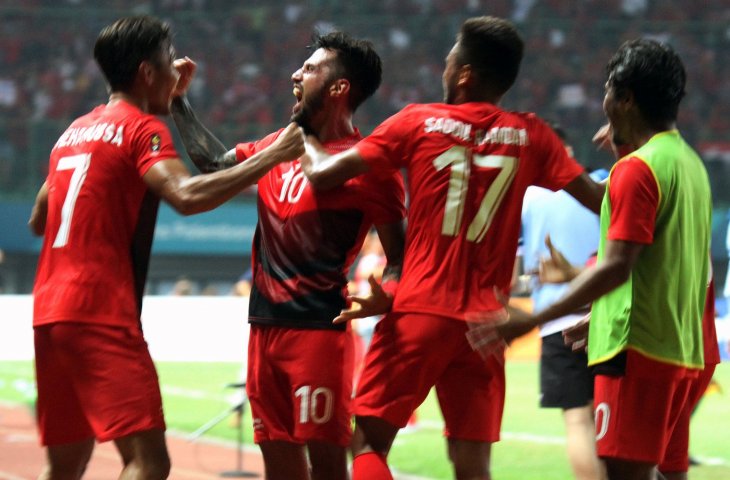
[170,57,237,173]
[170,95,238,173]
[497,238,643,343]
[563,172,605,214]
[144,123,304,216]
[300,135,369,189]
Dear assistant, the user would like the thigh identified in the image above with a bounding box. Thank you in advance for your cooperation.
[258,441,309,480]
[247,325,354,446]
[35,325,95,446]
[594,368,692,464]
[540,332,593,409]
[35,323,165,445]
[436,342,505,442]
[114,427,169,473]
[354,312,466,428]
[659,364,716,474]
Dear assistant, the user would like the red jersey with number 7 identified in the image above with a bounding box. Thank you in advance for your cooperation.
[355,102,584,321]
[33,101,179,328]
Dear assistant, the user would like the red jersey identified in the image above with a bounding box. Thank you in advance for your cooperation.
[33,101,178,327]
[236,129,406,330]
[356,102,584,320]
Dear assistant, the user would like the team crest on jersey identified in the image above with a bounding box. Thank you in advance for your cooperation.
[150,133,161,152]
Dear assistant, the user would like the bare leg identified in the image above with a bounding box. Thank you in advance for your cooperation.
[307,440,348,480]
[351,415,399,457]
[563,404,606,480]
[258,440,310,480]
[447,438,491,480]
[114,428,170,480]
[39,439,95,480]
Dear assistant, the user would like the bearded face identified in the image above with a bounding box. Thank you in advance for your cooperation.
[290,48,337,134]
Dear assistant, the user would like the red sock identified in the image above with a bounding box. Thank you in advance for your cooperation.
[352,451,393,480]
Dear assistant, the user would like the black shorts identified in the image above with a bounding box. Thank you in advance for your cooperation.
[539,331,594,409]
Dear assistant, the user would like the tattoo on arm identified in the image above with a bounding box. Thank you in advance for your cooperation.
[171,96,237,173]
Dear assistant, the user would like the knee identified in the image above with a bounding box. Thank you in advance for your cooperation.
[146,454,171,480]
[128,453,170,480]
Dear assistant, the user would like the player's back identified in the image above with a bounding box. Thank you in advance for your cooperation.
[34,101,175,327]
[362,102,583,320]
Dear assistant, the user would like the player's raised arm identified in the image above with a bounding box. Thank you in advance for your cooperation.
[28,181,49,236]
[563,171,605,214]
[144,122,304,215]
[169,57,237,173]
[300,135,370,189]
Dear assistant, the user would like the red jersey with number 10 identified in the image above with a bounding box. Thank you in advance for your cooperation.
[33,101,179,328]
[236,129,406,330]
[356,102,584,321]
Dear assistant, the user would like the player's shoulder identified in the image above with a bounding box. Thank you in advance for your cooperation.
[498,109,552,130]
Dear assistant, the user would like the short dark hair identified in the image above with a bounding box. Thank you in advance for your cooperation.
[310,31,382,111]
[457,16,524,97]
[606,39,686,125]
[94,16,172,92]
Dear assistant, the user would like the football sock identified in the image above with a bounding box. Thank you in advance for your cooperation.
[352,451,393,480]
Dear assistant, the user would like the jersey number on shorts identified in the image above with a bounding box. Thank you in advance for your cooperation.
[433,146,517,242]
[53,153,91,248]
[295,385,333,424]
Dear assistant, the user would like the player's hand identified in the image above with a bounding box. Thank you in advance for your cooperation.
[497,304,538,343]
[333,275,393,324]
[538,235,579,284]
[271,123,305,161]
[172,56,197,98]
[592,123,612,152]
[563,313,590,352]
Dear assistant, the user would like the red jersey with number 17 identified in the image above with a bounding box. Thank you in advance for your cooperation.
[356,102,584,321]
[33,101,179,328]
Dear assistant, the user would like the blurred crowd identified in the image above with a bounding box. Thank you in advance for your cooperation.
[2,0,730,200]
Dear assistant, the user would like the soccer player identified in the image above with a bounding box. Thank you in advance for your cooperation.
[300,16,604,480]
[495,39,712,480]
[28,16,303,480]
[170,32,406,480]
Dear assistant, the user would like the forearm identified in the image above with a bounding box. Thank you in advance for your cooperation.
[167,151,279,215]
[533,259,630,326]
[171,96,236,173]
[301,142,368,189]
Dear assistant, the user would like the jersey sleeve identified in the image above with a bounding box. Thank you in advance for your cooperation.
[527,117,585,191]
[130,116,179,176]
[235,130,281,163]
[606,157,659,244]
[355,108,413,173]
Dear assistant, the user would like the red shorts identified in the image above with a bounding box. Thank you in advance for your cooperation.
[354,312,505,442]
[246,324,355,446]
[659,363,716,473]
[594,350,698,464]
[34,322,165,446]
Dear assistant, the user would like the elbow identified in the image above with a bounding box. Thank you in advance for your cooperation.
[29,220,44,236]
[168,193,207,217]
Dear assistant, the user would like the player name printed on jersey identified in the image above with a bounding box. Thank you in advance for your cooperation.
[423,117,528,147]
[55,122,124,149]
